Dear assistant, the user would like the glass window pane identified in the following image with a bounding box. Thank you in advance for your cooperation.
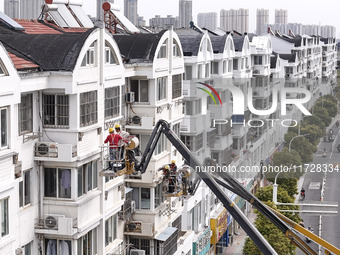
[78,167,83,197]
[59,169,71,198]
[139,81,149,102]
[44,168,56,197]
[24,170,31,205]
[87,163,92,191]
[1,198,8,237]
[19,181,23,207]
[141,188,150,209]
[1,109,7,147]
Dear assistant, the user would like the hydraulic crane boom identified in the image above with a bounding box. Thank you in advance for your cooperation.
[135,119,340,255]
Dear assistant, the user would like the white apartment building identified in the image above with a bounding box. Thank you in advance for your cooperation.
[4,0,43,19]
[124,0,138,25]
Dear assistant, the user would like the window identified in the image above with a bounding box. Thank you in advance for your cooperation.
[1,198,8,237]
[105,87,120,119]
[78,160,98,197]
[19,169,31,207]
[184,66,192,80]
[222,60,227,74]
[0,59,7,76]
[228,60,232,72]
[130,238,151,255]
[154,183,164,208]
[157,39,167,58]
[80,91,98,127]
[254,56,262,65]
[0,108,8,148]
[185,99,202,115]
[172,123,180,137]
[105,214,117,246]
[181,133,203,151]
[131,80,149,103]
[233,59,238,70]
[155,133,166,155]
[23,242,32,255]
[45,168,71,199]
[173,40,181,57]
[43,94,69,128]
[205,63,210,78]
[46,239,72,255]
[157,77,167,101]
[172,74,182,99]
[105,43,117,65]
[132,187,151,210]
[18,94,33,134]
[81,42,95,67]
[77,228,97,255]
[198,64,203,78]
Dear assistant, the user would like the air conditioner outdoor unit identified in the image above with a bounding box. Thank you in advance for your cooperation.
[44,214,65,230]
[286,74,291,78]
[35,142,58,157]
[126,92,135,103]
[253,69,259,74]
[132,116,141,125]
[130,250,145,255]
[253,92,258,96]
[131,200,136,214]
[15,248,24,255]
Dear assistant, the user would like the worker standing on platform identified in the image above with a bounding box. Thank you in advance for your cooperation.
[169,160,177,193]
[115,124,129,159]
[104,127,122,169]
[163,165,170,192]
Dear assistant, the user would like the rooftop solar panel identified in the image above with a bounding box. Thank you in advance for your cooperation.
[69,5,93,28]
[0,11,24,31]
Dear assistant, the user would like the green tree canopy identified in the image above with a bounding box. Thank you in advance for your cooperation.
[313,106,332,126]
[284,132,315,163]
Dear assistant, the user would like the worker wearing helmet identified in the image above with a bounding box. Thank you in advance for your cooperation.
[114,124,129,159]
[169,160,177,193]
[163,165,170,192]
[104,127,122,170]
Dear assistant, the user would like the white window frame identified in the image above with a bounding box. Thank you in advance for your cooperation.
[44,168,72,199]
[81,42,96,67]
[43,94,69,128]
[45,239,72,255]
[0,59,7,76]
[0,198,9,237]
[80,91,98,127]
[157,77,167,101]
[105,214,117,246]
[155,133,166,155]
[78,160,98,198]
[130,80,149,103]
[172,74,182,99]
[105,42,118,65]
[157,39,168,59]
[105,86,120,119]
[19,93,33,135]
[0,108,8,149]
[19,169,31,208]
[184,65,192,80]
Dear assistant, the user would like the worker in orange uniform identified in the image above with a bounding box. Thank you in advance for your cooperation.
[104,127,122,170]
[169,160,177,193]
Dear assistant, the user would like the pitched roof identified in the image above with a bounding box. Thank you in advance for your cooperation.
[175,29,204,56]
[209,34,228,54]
[233,35,246,52]
[113,30,166,63]
[8,52,39,70]
[0,20,94,71]
[279,53,296,63]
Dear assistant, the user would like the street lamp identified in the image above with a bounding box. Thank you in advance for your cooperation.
[273,171,281,204]
[288,134,309,153]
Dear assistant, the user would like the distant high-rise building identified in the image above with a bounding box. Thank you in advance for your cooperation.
[179,0,192,28]
[124,0,138,25]
[149,15,179,28]
[4,0,20,18]
[256,9,269,35]
[5,0,43,19]
[267,23,336,38]
[137,15,146,26]
[220,8,248,33]
[275,9,287,24]
[197,12,217,31]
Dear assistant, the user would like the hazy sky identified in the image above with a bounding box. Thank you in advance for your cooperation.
[0,0,339,37]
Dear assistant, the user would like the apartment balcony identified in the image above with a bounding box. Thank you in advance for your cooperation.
[252,87,270,99]
[252,66,270,76]
[124,221,155,237]
[34,142,77,162]
[34,215,77,236]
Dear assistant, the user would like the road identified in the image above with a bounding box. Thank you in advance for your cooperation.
[298,119,340,254]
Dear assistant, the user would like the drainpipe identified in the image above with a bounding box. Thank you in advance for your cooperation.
[98,21,105,86]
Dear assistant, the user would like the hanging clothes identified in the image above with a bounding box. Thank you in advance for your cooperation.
[61,169,71,189]
[60,240,70,255]
[46,239,57,255]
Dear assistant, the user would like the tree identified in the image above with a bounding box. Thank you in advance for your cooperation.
[313,106,332,127]
[302,115,325,130]
[314,100,337,117]
[284,132,315,163]
[243,186,300,255]
[300,124,324,146]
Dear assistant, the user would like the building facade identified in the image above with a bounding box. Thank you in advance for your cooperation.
[124,0,138,25]
[197,12,218,31]
[179,0,192,28]
[275,9,288,24]
[220,9,249,34]
[149,15,179,29]
[4,0,43,19]
[256,9,269,35]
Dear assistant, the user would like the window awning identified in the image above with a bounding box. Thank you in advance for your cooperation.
[125,187,133,194]
[155,227,178,242]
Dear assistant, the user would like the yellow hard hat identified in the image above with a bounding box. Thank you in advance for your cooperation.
[171,160,176,164]
[109,128,114,133]
[165,165,170,169]
[115,124,121,129]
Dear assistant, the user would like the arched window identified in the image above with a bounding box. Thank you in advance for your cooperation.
[105,42,118,65]
[0,58,7,76]
[81,41,96,67]
[157,39,168,59]
[173,39,181,57]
